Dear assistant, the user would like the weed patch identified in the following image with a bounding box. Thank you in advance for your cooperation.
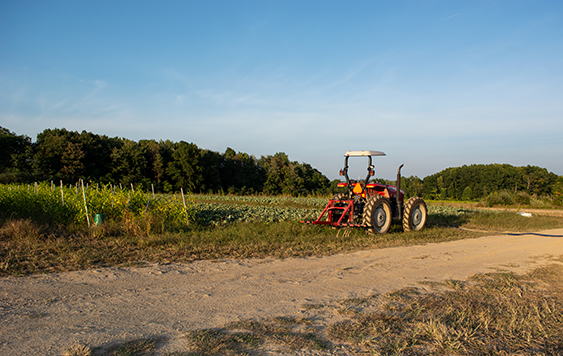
[184,316,328,355]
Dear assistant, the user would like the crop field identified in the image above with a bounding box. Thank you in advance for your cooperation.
[192,194,482,226]
[3,182,560,229]
[2,183,563,277]
[0,182,193,230]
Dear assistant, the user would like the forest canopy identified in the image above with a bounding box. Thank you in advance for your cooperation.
[0,127,331,196]
[1,126,561,201]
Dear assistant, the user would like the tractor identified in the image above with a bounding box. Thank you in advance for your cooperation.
[302,150,427,234]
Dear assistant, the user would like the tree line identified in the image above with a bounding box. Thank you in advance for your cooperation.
[393,164,562,202]
[1,126,561,200]
[0,127,331,195]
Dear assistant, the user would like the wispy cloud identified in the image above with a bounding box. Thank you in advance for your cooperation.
[437,13,460,22]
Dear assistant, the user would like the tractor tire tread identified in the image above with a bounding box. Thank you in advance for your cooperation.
[402,197,428,232]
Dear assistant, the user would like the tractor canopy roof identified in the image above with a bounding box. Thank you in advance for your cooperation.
[345,150,386,157]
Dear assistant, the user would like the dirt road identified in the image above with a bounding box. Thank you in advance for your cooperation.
[2,228,563,355]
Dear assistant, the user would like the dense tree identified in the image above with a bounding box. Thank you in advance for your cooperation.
[422,164,559,201]
[399,176,424,199]
[166,141,203,192]
[0,127,32,183]
[110,139,153,188]
[258,152,330,196]
[31,128,79,181]
[1,127,560,198]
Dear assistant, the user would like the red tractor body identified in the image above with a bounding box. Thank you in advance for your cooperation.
[302,151,427,234]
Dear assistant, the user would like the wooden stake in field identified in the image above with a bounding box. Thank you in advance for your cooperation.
[81,180,90,227]
[145,196,151,213]
[181,188,189,226]
[111,184,115,208]
[60,180,64,206]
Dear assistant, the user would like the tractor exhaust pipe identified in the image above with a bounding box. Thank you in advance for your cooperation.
[397,164,404,221]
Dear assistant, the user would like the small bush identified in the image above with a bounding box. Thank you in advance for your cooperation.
[531,196,551,208]
[484,193,504,207]
[498,191,514,205]
[514,191,531,205]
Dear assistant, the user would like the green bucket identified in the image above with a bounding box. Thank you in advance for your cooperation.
[94,214,105,226]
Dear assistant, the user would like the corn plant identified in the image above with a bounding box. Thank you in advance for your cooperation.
[0,183,195,231]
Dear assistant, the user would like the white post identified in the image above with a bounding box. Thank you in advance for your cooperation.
[181,188,189,226]
[60,180,64,206]
[81,180,90,227]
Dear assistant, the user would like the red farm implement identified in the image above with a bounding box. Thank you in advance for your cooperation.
[302,150,427,234]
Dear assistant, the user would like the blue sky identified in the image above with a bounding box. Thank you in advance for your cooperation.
[1,0,562,180]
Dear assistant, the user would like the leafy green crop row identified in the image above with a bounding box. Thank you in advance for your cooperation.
[194,202,324,225]
[193,194,328,208]
[193,200,477,226]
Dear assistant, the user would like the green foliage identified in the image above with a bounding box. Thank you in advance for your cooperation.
[166,141,203,192]
[554,176,563,206]
[0,183,194,230]
[0,127,32,183]
[461,186,472,201]
[194,202,323,226]
[480,189,559,207]
[0,183,77,225]
[423,164,560,202]
[2,127,331,196]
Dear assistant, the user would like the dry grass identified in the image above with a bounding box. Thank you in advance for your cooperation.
[184,316,327,355]
[326,263,563,355]
[173,262,563,355]
[63,344,92,356]
[103,338,157,356]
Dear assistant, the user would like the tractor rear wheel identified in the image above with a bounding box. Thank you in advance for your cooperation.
[402,197,427,231]
[363,195,392,234]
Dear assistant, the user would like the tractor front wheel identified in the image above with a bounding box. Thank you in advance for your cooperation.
[402,197,427,232]
[363,196,392,234]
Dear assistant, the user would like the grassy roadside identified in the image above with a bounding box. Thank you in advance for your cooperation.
[64,261,563,356]
[2,208,563,277]
[179,261,563,356]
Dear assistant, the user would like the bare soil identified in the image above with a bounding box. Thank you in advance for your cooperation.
[1,228,563,355]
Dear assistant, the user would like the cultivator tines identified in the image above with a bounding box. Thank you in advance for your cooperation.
[301,198,365,228]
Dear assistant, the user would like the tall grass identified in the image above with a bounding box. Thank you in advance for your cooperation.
[481,190,561,207]
[0,182,193,229]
